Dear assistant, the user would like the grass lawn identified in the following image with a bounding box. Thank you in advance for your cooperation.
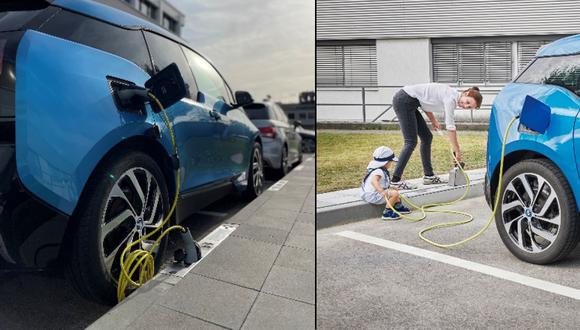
[317,131,487,193]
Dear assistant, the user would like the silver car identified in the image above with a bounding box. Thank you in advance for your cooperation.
[244,102,302,177]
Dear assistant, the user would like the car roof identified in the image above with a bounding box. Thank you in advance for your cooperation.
[536,34,580,57]
[51,0,188,46]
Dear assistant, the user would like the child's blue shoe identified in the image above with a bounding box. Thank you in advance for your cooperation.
[382,209,401,220]
[394,203,411,214]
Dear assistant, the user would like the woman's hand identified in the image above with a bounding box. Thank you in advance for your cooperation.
[431,119,441,130]
[453,150,463,163]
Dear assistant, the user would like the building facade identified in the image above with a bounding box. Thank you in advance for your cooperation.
[316,0,580,123]
[281,92,316,129]
[109,0,185,35]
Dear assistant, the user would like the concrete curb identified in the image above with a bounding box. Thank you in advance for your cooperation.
[317,169,486,229]
[89,157,316,329]
[317,121,489,131]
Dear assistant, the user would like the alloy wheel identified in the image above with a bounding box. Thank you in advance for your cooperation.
[253,148,264,195]
[501,173,560,253]
[100,167,164,280]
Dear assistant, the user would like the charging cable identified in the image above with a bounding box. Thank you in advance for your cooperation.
[116,93,189,302]
[386,116,518,248]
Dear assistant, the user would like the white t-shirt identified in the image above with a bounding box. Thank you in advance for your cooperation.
[361,168,390,193]
[403,83,459,131]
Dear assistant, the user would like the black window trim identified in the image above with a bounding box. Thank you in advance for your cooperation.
[514,53,580,98]
[47,5,235,104]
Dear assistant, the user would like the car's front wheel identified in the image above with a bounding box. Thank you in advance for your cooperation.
[495,159,580,264]
[67,151,170,305]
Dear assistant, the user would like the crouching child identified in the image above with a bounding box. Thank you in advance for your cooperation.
[360,146,411,220]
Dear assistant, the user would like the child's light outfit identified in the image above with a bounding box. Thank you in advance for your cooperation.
[360,167,390,205]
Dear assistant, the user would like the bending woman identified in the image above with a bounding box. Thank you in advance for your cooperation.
[390,83,482,189]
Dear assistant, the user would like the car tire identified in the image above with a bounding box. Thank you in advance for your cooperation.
[495,159,580,264]
[67,151,170,305]
[244,142,264,200]
[275,145,290,179]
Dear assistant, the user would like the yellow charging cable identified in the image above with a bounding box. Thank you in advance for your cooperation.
[116,93,187,302]
[386,116,518,248]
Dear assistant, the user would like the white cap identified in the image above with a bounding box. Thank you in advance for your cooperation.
[367,146,398,169]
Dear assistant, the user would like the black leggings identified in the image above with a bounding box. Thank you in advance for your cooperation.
[391,89,434,182]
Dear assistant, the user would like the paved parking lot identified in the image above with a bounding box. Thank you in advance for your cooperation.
[0,161,303,329]
[317,196,580,329]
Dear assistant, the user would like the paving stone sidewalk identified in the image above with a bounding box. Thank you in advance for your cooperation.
[89,157,315,330]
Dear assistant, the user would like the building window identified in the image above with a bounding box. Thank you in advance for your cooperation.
[162,14,178,33]
[517,40,552,73]
[432,41,512,85]
[288,113,295,120]
[138,0,157,19]
[299,113,307,120]
[307,113,315,119]
[316,40,377,87]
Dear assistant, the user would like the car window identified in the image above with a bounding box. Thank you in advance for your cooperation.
[182,47,233,104]
[516,54,580,96]
[272,104,288,123]
[244,104,272,120]
[39,9,153,74]
[144,32,197,98]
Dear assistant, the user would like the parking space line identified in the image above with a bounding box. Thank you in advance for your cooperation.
[268,180,288,191]
[336,231,580,301]
[161,223,238,278]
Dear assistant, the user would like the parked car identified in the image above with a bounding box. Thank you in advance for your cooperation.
[244,102,302,177]
[295,122,316,153]
[485,33,580,265]
[0,0,264,304]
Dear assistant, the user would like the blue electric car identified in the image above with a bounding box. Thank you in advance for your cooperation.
[486,34,580,265]
[0,0,264,303]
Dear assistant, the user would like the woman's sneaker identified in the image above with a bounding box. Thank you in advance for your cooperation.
[423,175,445,185]
[382,208,401,220]
[394,203,411,214]
[390,180,417,190]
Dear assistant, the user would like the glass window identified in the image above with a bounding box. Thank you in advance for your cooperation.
[244,104,272,120]
[162,14,177,33]
[288,113,295,120]
[273,104,289,123]
[516,54,580,96]
[182,47,232,104]
[432,41,512,84]
[307,112,315,119]
[138,0,157,19]
[316,42,377,86]
[39,10,153,74]
[144,32,197,98]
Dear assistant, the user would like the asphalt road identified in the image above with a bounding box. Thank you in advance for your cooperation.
[0,156,311,330]
[317,196,580,329]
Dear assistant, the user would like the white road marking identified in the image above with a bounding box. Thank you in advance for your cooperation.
[306,157,314,162]
[294,165,305,171]
[196,210,229,218]
[160,223,238,278]
[268,179,288,191]
[336,231,580,301]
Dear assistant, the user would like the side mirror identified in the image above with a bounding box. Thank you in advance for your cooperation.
[145,63,187,112]
[235,91,254,106]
